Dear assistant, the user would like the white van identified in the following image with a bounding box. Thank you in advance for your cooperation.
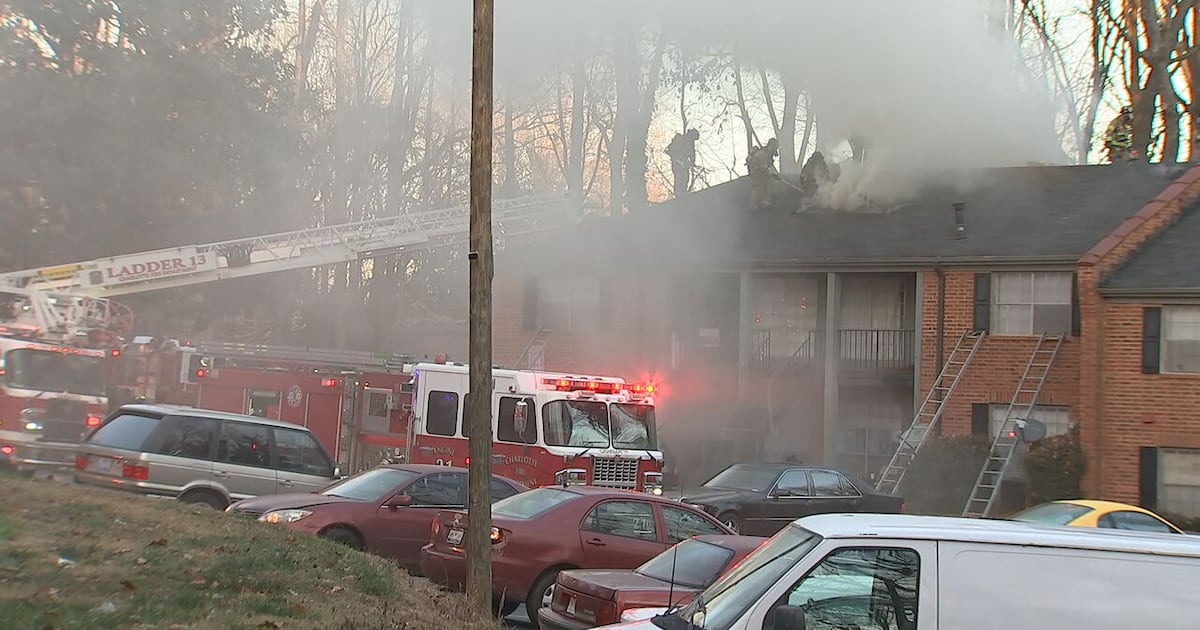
[603,513,1200,630]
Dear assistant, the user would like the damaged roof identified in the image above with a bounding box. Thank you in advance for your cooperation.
[1101,200,1200,295]
[503,163,1190,271]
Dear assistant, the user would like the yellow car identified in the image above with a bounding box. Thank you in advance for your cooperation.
[1010,499,1185,534]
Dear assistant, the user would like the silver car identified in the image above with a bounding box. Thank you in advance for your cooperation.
[74,404,341,510]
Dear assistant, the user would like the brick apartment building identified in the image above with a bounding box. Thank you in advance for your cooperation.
[490,162,1200,517]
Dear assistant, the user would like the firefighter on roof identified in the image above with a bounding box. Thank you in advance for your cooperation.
[747,138,780,209]
[1105,106,1137,163]
[800,151,831,195]
[666,129,700,198]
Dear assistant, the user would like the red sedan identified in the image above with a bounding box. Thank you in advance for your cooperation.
[538,534,766,629]
[227,464,526,574]
[420,486,734,625]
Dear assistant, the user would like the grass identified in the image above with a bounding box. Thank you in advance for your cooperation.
[0,474,508,630]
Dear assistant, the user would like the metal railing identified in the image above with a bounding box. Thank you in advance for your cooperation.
[751,329,915,372]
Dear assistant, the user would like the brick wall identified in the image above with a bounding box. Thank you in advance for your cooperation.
[918,271,1080,436]
[1077,164,1200,499]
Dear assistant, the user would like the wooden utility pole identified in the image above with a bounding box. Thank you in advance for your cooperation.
[465,0,495,616]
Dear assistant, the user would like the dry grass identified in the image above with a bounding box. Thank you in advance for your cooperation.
[0,474,508,630]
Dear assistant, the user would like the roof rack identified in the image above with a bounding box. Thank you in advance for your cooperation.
[192,341,415,372]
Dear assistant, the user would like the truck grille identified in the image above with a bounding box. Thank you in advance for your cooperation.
[42,399,89,443]
[592,457,638,489]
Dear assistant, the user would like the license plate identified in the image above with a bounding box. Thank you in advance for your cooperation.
[89,457,113,473]
[446,528,464,545]
[566,595,577,616]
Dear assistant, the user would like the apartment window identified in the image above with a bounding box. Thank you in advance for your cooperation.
[988,405,1071,439]
[1163,307,1200,373]
[1160,448,1200,519]
[991,272,1072,335]
[538,276,600,332]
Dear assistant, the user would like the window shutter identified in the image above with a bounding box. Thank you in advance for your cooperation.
[1070,273,1081,336]
[972,273,991,332]
[1142,307,1162,374]
[971,403,989,436]
[522,277,540,331]
[597,278,614,331]
[1139,447,1159,510]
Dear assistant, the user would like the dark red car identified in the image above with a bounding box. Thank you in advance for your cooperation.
[420,486,734,625]
[538,534,767,630]
[227,464,526,574]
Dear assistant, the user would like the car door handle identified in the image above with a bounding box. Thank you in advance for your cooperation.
[585,538,606,547]
[279,479,294,487]
[213,471,229,478]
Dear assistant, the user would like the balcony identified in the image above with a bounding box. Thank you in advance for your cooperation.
[752,329,916,373]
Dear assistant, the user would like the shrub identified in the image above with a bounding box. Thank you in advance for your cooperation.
[1023,424,1086,505]
[901,434,990,515]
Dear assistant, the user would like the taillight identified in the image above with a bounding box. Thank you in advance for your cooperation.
[86,415,102,428]
[75,454,88,470]
[431,517,441,540]
[122,462,150,480]
[0,444,14,456]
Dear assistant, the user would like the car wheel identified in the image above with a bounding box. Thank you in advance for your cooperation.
[321,526,365,552]
[525,568,562,628]
[179,489,228,510]
[718,511,743,534]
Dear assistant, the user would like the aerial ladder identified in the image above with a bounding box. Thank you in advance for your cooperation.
[962,333,1064,518]
[0,192,578,337]
[875,330,986,496]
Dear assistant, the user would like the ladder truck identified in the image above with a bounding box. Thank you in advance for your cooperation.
[0,192,578,474]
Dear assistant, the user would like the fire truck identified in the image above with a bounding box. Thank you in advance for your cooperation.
[0,286,128,473]
[403,362,664,493]
[0,192,577,473]
[110,338,417,471]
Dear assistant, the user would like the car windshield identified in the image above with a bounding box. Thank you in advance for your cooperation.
[655,525,822,630]
[493,487,580,519]
[321,468,421,501]
[541,400,659,449]
[702,464,780,492]
[3,348,106,397]
[1010,502,1092,526]
[636,538,737,590]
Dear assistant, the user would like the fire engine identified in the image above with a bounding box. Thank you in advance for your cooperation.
[110,338,416,471]
[403,362,664,494]
[0,192,579,473]
[0,286,128,473]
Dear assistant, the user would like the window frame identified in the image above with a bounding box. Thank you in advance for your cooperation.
[987,404,1072,440]
[403,472,466,507]
[143,414,220,461]
[271,426,335,477]
[496,396,538,444]
[425,390,460,437]
[580,499,660,543]
[661,503,728,544]
[1159,447,1200,519]
[1098,510,1179,534]
[989,271,1073,336]
[809,470,863,499]
[214,420,274,470]
[772,469,813,498]
[537,275,601,333]
[1161,305,1200,374]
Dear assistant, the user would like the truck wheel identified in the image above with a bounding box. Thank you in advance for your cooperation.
[179,489,227,510]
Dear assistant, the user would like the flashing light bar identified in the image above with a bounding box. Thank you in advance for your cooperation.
[538,377,658,398]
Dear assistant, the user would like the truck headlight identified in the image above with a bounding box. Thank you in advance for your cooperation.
[643,471,664,495]
[554,468,588,487]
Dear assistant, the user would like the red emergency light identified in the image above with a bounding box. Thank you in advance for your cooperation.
[540,378,622,394]
[86,415,102,428]
[321,378,339,388]
[110,349,121,358]
[626,383,657,394]
[195,368,209,379]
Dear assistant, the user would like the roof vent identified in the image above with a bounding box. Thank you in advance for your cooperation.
[952,202,966,239]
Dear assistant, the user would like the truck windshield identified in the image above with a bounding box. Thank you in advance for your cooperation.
[541,400,659,450]
[655,525,821,630]
[3,348,106,397]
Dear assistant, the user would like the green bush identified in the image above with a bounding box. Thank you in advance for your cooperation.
[1024,424,1086,505]
[901,434,990,515]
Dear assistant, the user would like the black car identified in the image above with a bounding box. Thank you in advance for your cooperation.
[677,463,904,536]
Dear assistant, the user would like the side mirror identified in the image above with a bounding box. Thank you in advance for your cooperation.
[385,495,413,509]
[332,466,343,479]
[774,605,807,630]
